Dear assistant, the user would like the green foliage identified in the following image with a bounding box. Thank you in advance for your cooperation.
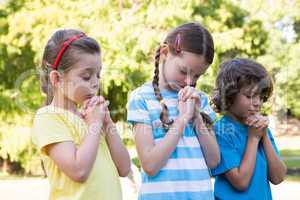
[0,0,299,174]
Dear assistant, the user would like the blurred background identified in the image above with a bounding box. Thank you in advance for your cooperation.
[0,0,299,199]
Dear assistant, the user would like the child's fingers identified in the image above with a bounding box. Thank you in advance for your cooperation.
[258,118,269,129]
[183,87,195,101]
[99,100,110,110]
[99,96,106,104]
[247,117,259,127]
[190,95,200,110]
[88,96,99,107]
[178,89,184,101]
[82,98,91,110]
[252,115,269,128]
[254,120,266,129]
[89,96,105,107]
[104,100,110,107]
[80,109,86,118]
[179,87,188,101]
[181,86,197,101]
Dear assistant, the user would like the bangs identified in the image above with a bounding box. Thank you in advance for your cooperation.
[240,76,273,102]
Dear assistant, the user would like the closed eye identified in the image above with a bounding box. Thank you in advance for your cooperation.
[180,70,187,75]
[82,76,91,81]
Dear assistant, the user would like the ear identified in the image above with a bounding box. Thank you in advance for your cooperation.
[160,44,169,61]
[49,70,62,87]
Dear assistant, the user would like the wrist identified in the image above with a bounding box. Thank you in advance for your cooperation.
[88,122,103,136]
[177,115,189,126]
[193,112,201,121]
[105,122,119,137]
[248,135,261,143]
[262,132,269,143]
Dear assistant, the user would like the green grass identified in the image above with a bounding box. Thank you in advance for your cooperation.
[280,149,300,157]
[280,149,300,169]
[284,159,300,169]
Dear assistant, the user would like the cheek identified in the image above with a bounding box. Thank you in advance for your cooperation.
[167,69,184,81]
[73,84,90,97]
[65,81,90,99]
[231,97,247,112]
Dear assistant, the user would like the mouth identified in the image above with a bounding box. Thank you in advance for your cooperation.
[85,94,95,99]
[170,83,186,90]
[248,110,259,115]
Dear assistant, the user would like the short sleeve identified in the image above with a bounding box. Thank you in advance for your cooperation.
[127,89,151,125]
[211,124,241,176]
[199,92,217,121]
[267,128,281,158]
[31,113,73,154]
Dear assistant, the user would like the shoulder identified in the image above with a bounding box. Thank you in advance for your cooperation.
[197,91,217,120]
[129,83,154,97]
[213,116,237,137]
[32,105,73,132]
[127,83,156,108]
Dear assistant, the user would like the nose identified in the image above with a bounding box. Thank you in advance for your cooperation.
[184,75,196,86]
[252,95,262,108]
[91,76,100,90]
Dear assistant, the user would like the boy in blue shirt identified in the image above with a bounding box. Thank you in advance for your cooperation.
[211,58,287,200]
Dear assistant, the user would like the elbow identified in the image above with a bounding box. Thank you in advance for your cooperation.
[144,169,158,177]
[270,170,286,185]
[270,177,285,185]
[71,169,89,183]
[118,162,131,177]
[142,163,159,177]
[270,165,287,185]
[207,154,220,169]
[232,180,250,192]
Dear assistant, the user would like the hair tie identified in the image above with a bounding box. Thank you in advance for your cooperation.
[159,99,165,105]
[52,32,86,70]
[175,33,182,54]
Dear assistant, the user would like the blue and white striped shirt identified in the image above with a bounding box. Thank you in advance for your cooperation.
[127,83,216,200]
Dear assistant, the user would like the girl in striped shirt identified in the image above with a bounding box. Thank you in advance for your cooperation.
[127,22,220,200]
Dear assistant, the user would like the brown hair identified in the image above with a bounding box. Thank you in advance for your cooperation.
[40,29,101,105]
[152,22,215,129]
[211,58,273,113]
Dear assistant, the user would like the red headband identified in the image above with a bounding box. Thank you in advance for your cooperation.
[52,32,86,70]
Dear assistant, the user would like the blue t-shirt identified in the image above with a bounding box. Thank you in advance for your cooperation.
[127,83,217,200]
[211,115,280,200]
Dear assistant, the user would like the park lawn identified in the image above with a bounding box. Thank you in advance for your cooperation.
[280,149,300,169]
[280,149,300,157]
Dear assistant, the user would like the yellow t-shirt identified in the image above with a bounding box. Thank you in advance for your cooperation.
[31,105,122,200]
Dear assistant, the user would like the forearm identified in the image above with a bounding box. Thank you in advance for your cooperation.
[105,123,131,177]
[194,117,220,168]
[262,135,287,184]
[236,137,259,185]
[140,116,188,176]
[74,127,102,181]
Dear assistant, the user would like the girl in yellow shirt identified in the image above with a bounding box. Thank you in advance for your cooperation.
[32,29,131,200]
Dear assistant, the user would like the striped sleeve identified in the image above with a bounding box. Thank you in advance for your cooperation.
[199,92,217,121]
[127,89,151,125]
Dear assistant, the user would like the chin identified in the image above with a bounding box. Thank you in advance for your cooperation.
[169,83,185,91]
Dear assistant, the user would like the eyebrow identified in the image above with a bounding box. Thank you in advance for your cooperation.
[180,65,204,77]
[80,66,101,73]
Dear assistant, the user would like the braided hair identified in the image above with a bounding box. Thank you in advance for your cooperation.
[152,22,214,129]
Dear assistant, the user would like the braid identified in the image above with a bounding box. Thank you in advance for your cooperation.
[200,112,213,127]
[152,46,173,129]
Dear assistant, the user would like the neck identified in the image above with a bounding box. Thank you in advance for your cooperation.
[225,111,246,125]
[50,93,78,115]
